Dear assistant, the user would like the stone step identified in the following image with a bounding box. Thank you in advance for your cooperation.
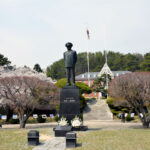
[83,99,113,121]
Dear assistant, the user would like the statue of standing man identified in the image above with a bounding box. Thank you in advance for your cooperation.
[64,42,77,86]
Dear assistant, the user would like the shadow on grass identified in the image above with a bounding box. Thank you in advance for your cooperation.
[76,143,82,148]
[26,125,56,129]
[128,125,143,129]
[83,99,98,113]
[88,128,102,131]
[83,106,91,113]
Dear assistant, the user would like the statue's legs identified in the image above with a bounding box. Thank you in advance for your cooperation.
[71,67,75,86]
[66,67,71,86]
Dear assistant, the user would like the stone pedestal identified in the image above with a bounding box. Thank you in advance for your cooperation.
[54,126,72,137]
[28,130,39,146]
[59,86,80,124]
[66,132,77,148]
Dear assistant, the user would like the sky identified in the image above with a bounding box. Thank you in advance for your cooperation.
[0,0,150,69]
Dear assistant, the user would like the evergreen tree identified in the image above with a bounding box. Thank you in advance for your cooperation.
[46,51,144,80]
[47,59,65,79]
[0,54,11,66]
[140,53,150,71]
[33,64,43,72]
[92,74,112,93]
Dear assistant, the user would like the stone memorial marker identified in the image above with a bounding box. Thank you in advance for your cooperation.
[54,43,87,137]
[42,114,47,119]
[12,115,18,119]
[33,114,38,119]
[50,114,54,118]
[1,115,7,120]
[131,113,135,118]
[59,86,80,123]
[28,130,39,146]
[59,42,80,124]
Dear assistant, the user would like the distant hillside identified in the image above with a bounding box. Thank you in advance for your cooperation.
[47,51,145,80]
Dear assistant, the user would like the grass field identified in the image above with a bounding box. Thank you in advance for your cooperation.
[76,129,150,150]
[0,128,150,150]
[0,128,53,150]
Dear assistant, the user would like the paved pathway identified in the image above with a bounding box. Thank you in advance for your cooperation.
[1,120,142,130]
[2,122,57,129]
[83,99,113,121]
[33,137,66,150]
[83,120,142,130]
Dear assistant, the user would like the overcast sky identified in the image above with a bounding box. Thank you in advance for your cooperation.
[0,0,150,68]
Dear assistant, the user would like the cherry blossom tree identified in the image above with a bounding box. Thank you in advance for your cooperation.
[0,76,59,128]
[109,72,150,128]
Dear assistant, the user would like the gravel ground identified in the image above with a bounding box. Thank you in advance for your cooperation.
[1,120,142,130]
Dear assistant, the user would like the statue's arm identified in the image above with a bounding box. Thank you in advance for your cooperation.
[74,51,77,63]
[64,52,65,61]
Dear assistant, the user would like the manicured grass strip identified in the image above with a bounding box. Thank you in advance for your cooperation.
[76,129,150,150]
[0,128,150,150]
[0,128,53,150]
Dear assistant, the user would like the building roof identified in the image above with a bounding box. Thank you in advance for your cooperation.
[98,62,114,77]
[75,71,131,81]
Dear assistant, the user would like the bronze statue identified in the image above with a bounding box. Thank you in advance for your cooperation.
[64,42,77,86]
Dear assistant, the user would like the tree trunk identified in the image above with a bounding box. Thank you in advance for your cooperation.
[20,119,26,128]
[19,114,27,128]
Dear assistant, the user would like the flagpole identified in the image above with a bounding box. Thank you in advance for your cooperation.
[86,29,90,87]
[104,24,108,98]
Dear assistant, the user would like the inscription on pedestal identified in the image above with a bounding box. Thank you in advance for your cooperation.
[63,97,76,103]
[59,86,80,123]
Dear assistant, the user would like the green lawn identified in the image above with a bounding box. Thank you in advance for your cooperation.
[76,129,150,150]
[0,128,150,150]
[0,128,53,150]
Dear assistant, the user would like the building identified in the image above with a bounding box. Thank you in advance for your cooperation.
[75,61,131,99]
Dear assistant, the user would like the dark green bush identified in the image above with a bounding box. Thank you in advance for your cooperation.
[26,118,38,124]
[126,114,134,122]
[80,95,87,111]
[121,108,129,113]
[80,113,83,121]
[110,109,119,116]
[54,115,59,122]
[8,118,19,124]
[37,115,46,123]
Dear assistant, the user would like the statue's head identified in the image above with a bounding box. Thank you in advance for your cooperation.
[65,42,73,50]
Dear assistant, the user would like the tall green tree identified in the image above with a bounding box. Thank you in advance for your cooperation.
[33,64,43,72]
[47,59,65,80]
[140,53,150,71]
[92,74,112,93]
[47,51,144,80]
[0,54,11,66]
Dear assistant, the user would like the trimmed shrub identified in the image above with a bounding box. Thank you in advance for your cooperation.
[26,117,38,124]
[126,114,134,122]
[54,115,59,122]
[80,113,83,121]
[37,115,46,123]
[80,95,87,111]
[8,118,19,124]
[121,108,129,113]
[111,109,119,116]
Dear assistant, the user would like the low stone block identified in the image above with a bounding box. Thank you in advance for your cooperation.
[28,130,39,146]
[54,126,72,137]
[66,132,76,148]
[72,126,88,131]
